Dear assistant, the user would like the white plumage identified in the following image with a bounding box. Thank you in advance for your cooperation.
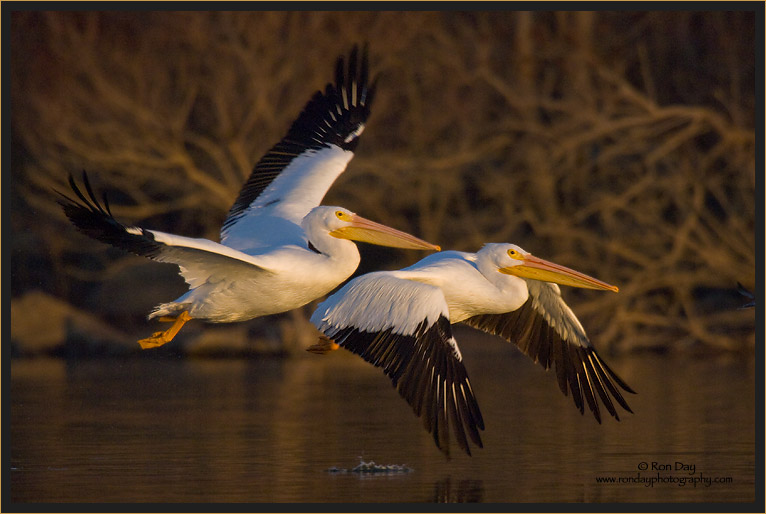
[220,146,355,253]
[58,46,439,349]
[311,243,634,457]
[318,271,449,335]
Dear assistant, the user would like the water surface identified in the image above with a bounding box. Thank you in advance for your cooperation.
[10,331,756,504]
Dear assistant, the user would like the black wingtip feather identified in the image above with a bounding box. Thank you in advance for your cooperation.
[570,345,601,422]
[335,49,345,94]
[324,315,484,459]
[222,44,377,233]
[596,353,638,395]
[56,172,164,260]
[583,351,619,420]
[463,301,636,423]
[81,170,97,206]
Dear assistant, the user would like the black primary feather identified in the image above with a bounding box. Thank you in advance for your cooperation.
[463,296,635,423]
[223,44,377,233]
[56,171,164,259]
[325,315,484,459]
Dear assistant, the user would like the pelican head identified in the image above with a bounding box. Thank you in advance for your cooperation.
[303,206,440,251]
[489,243,618,292]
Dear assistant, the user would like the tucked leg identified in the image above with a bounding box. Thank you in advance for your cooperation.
[306,335,340,355]
[138,311,192,349]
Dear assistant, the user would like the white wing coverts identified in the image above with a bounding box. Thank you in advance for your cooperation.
[57,173,273,301]
[221,45,376,253]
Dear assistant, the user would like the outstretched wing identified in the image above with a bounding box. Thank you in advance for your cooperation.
[58,173,273,291]
[221,45,377,253]
[463,280,635,423]
[310,272,484,458]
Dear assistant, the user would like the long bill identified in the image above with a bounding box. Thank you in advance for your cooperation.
[499,254,619,292]
[329,214,440,251]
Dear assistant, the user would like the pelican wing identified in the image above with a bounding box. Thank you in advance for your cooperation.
[221,45,376,252]
[463,280,635,423]
[58,174,273,291]
[311,273,485,458]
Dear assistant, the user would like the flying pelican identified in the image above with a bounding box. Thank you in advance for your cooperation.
[57,45,439,349]
[310,243,635,457]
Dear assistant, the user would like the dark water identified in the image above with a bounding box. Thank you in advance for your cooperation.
[9,331,756,504]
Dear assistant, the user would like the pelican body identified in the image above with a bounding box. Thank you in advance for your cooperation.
[58,45,439,348]
[311,243,635,457]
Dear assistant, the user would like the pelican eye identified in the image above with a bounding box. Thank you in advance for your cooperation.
[335,210,351,221]
[507,249,524,260]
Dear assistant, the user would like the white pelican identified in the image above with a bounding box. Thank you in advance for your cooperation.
[57,46,439,349]
[310,243,635,457]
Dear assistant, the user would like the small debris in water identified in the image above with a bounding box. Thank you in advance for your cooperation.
[326,459,413,474]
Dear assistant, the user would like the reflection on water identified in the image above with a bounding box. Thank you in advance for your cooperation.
[9,331,756,504]
[431,478,484,503]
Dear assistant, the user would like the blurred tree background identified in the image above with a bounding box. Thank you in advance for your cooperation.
[10,10,756,355]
